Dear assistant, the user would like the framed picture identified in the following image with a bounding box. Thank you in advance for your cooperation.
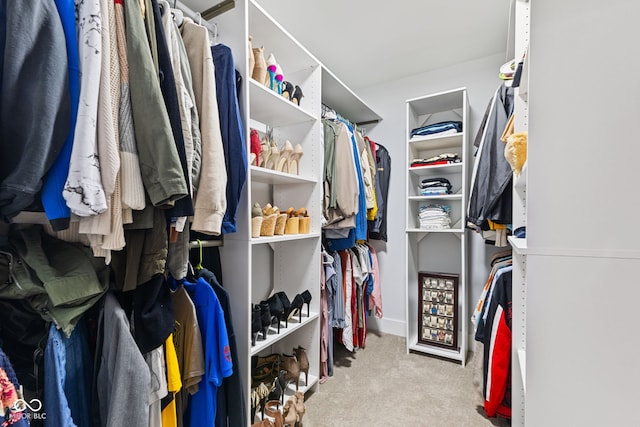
[418,271,459,349]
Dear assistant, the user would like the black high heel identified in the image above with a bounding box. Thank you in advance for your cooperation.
[291,85,304,105]
[281,81,294,101]
[301,290,312,317]
[267,371,285,408]
[266,294,284,333]
[259,301,271,339]
[251,304,262,346]
[288,294,304,323]
[275,291,291,328]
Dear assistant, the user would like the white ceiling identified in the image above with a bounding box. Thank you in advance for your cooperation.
[255,0,514,90]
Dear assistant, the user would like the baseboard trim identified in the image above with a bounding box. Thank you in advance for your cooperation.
[367,317,405,337]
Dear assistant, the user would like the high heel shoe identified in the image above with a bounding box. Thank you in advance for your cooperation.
[252,203,263,238]
[267,374,284,408]
[300,290,312,317]
[276,140,293,173]
[264,400,284,427]
[251,304,261,346]
[250,129,261,166]
[248,36,255,79]
[251,382,270,421]
[291,85,304,105]
[260,203,278,236]
[287,293,304,323]
[274,291,292,328]
[284,207,299,235]
[259,301,272,340]
[265,53,277,90]
[252,45,267,84]
[265,139,280,170]
[281,81,294,100]
[266,294,285,333]
[280,354,301,391]
[294,391,306,426]
[297,208,310,235]
[259,131,271,168]
[283,397,298,427]
[275,63,284,95]
[292,346,309,387]
[288,144,303,175]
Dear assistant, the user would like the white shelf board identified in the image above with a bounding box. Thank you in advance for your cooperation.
[321,67,382,125]
[518,348,527,393]
[408,194,463,201]
[408,163,463,176]
[251,312,319,356]
[406,87,466,116]
[508,236,528,254]
[251,166,317,185]
[408,132,464,152]
[249,80,316,127]
[283,373,318,397]
[406,228,464,234]
[251,232,321,245]
[408,341,465,363]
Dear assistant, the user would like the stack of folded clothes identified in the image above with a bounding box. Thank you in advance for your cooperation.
[418,204,451,230]
[419,177,452,196]
[411,153,461,168]
[410,121,462,139]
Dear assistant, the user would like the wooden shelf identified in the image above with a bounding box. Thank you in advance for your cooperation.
[250,312,319,355]
[251,166,317,185]
[249,80,316,127]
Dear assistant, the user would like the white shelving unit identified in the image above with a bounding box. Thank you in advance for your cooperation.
[509,1,529,425]
[179,1,381,424]
[405,88,469,365]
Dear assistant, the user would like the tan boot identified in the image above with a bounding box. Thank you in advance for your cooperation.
[280,353,300,390]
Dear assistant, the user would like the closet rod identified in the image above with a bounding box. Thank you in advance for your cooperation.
[189,239,224,249]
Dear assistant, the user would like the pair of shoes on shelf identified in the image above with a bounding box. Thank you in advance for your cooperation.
[265,53,284,94]
[282,81,304,106]
[251,38,283,91]
[272,290,312,327]
[254,203,280,237]
[252,346,309,393]
[282,391,306,426]
[251,381,271,421]
[250,128,262,166]
[281,346,310,391]
[283,208,310,235]
[266,141,304,175]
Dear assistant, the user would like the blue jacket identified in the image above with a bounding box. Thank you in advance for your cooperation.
[211,44,246,234]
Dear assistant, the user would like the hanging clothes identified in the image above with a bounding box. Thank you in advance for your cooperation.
[367,142,391,241]
[0,0,70,221]
[467,85,514,232]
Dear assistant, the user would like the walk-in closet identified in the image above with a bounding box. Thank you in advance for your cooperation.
[1,0,638,426]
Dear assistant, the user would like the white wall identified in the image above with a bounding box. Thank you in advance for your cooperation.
[358,52,510,338]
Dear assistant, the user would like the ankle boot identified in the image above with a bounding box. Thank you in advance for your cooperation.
[251,305,261,346]
[251,354,280,388]
[280,354,300,391]
[252,46,267,83]
[292,346,309,386]
[259,301,271,340]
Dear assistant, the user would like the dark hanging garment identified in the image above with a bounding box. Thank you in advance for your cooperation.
[369,143,391,241]
[467,85,514,229]
[211,43,247,234]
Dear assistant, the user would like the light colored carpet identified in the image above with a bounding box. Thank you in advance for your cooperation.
[301,332,511,427]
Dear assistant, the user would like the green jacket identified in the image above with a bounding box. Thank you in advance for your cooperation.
[0,225,108,337]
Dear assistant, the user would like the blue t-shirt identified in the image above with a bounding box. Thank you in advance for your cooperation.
[182,277,233,426]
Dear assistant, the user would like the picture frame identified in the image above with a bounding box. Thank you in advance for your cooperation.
[418,271,459,349]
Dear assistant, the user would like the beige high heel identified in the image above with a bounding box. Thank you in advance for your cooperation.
[296,208,310,234]
[274,207,287,235]
[288,144,303,175]
[252,45,267,83]
[251,203,263,238]
[265,139,280,170]
[276,140,293,173]
[284,207,299,235]
[294,391,306,426]
[248,36,255,79]
[260,203,278,237]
